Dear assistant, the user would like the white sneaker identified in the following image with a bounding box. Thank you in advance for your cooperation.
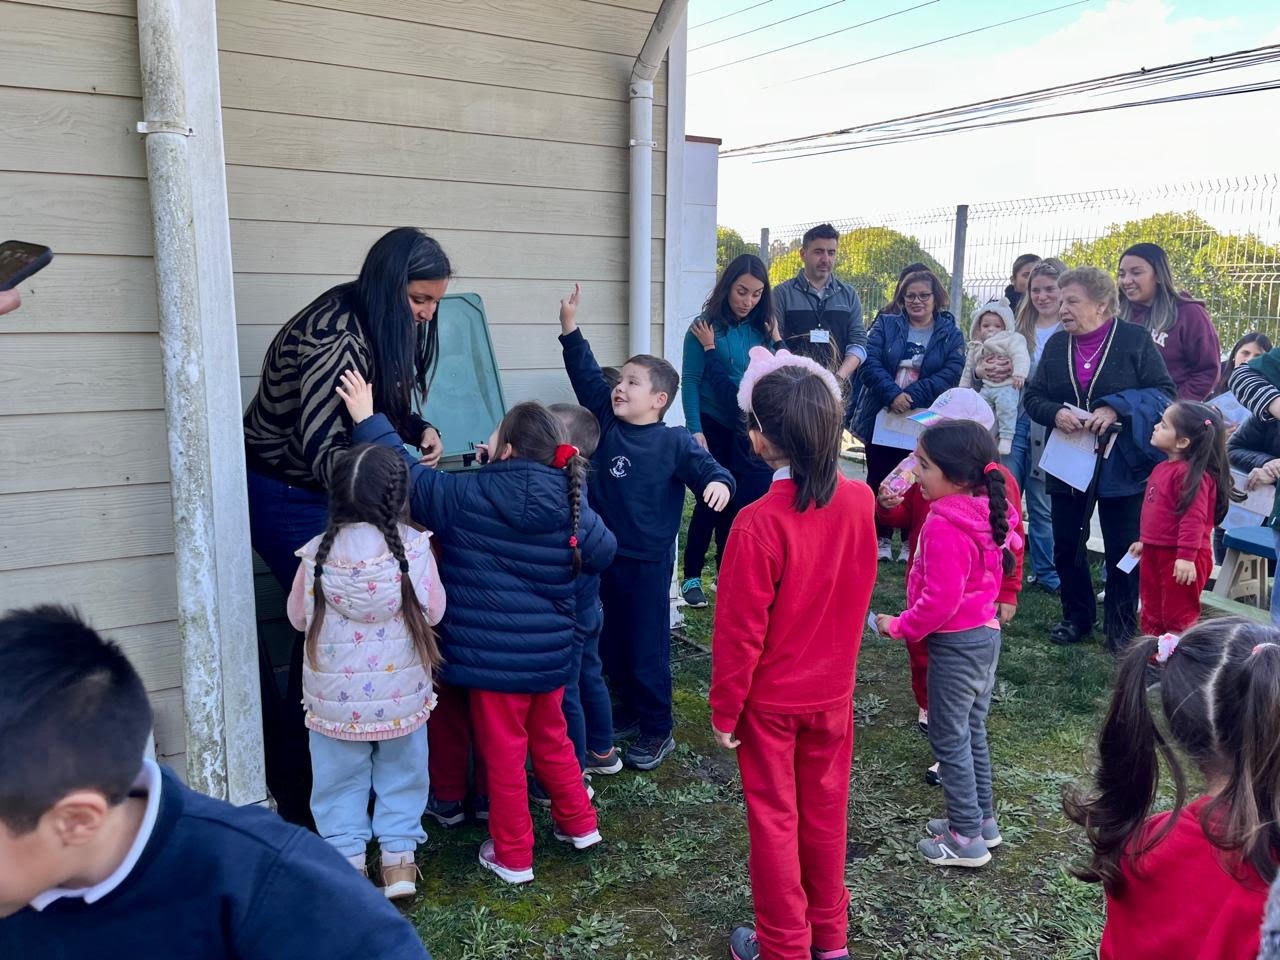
[896,541,911,563]
[478,839,534,884]
[877,537,892,561]
[553,827,603,850]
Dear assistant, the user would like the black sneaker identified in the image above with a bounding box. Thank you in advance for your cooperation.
[1049,621,1090,646]
[612,714,641,740]
[624,734,675,771]
[426,790,466,827]
[529,774,594,809]
[681,578,708,608]
[474,794,489,821]
[729,927,760,960]
[924,762,941,787]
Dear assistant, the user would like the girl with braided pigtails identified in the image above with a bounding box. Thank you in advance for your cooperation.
[876,419,1022,869]
[1065,618,1279,959]
[337,369,617,887]
[287,443,445,900]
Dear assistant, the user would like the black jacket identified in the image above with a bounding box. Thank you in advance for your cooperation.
[1023,320,1175,497]
[1228,416,1280,471]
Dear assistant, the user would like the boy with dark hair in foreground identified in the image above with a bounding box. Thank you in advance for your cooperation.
[0,605,431,959]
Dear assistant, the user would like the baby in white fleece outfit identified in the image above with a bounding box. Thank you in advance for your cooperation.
[960,301,1029,456]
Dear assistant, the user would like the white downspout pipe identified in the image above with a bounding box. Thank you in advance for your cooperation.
[136,0,228,797]
[629,0,690,356]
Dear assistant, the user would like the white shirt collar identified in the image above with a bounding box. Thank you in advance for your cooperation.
[772,466,791,481]
[29,758,163,910]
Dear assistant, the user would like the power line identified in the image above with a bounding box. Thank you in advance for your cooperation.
[749,79,1280,162]
[689,0,846,53]
[780,0,1091,86]
[721,43,1280,156]
[688,0,779,31]
[689,0,941,77]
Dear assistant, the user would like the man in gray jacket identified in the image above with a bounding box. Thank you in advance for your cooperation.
[772,223,865,381]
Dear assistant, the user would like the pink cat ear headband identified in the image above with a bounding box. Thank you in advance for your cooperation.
[736,346,843,414]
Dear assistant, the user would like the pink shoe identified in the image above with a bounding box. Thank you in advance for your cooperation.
[477,839,533,884]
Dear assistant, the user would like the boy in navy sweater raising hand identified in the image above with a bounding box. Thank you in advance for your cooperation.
[559,285,734,770]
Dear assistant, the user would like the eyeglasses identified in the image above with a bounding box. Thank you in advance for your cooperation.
[903,293,933,302]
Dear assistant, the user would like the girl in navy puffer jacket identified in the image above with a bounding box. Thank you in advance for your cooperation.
[339,370,616,886]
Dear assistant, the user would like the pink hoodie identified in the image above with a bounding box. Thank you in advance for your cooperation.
[887,493,1022,643]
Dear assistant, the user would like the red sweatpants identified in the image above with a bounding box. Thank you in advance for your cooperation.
[906,638,929,711]
[470,688,597,870]
[428,683,487,803]
[1139,544,1211,636]
[735,703,854,960]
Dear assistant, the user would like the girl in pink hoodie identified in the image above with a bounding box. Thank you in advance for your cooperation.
[876,419,1021,869]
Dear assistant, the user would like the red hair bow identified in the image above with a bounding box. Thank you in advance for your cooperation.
[552,444,579,469]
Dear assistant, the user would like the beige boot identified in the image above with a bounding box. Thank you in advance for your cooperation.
[380,850,420,900]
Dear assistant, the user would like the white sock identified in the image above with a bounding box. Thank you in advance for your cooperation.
[381,848,415,868]
[345,852,367,871]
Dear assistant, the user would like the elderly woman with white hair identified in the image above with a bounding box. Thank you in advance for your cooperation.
[1023,267,1174,652]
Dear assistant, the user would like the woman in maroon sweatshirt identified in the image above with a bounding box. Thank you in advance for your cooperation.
[710,348,877,960]
[1117,242,1220,401]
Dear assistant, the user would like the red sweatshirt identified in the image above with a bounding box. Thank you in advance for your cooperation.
[1139,460,1216,560]
[1100,797,1266,960]
[874,464,1025,606]
[709,475,877,733]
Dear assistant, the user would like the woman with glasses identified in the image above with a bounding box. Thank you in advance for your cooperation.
[851,269,965,560]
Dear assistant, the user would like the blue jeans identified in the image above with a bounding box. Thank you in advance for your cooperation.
[309,727,429,857]
[926,626,1001,838]
[562,589,614,766]
[246,468,330,826]
[1002,414,1058,589]
[600,552,674,739]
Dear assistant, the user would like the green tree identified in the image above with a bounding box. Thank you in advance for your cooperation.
[768,225,954,316]
[716,226,757,273]
[1058,211,1280,348]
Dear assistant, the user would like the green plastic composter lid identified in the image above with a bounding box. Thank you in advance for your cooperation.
[411,292,506,471]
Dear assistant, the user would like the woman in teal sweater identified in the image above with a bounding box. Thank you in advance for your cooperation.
[679,254,777,608]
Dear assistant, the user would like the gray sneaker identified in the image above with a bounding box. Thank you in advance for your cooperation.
[918,827,991,867]
[926,817,1002,848]
[624,734,675,771]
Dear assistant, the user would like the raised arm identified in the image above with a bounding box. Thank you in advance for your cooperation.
[557,284,617,426]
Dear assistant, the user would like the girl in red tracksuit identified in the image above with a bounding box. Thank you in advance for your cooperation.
[710,348,877,960]
[876,451,1024,772]
[1064,619,1279,959]
[1128,401,1241,636]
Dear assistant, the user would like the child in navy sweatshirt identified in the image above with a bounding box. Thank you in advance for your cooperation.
[558,284,734,770]
[0,606,430,960]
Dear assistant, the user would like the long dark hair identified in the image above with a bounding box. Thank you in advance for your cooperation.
[877,261,928,317]
[1117,242,1185,337]
[1164,402,1244,521]
[494,402,588,573]
[349,227,452,436]
[891,269,949,318]
[307,444,441,672]
[1064,618,1280,892]
[748,365,842,512]
[701,254,772,335]
[1218,332,1273,394]
[917,420,1014,575]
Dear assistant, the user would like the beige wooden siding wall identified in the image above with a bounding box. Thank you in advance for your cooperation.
[0,0,186,776]
[216,0,668,410]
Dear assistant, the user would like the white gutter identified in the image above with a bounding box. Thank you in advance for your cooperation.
[135,0,229,798]
[629,0,690,356]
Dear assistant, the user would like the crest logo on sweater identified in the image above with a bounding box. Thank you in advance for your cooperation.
[610,455,631,478]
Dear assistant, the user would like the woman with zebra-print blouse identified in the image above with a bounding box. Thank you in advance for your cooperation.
[242,226,452,827]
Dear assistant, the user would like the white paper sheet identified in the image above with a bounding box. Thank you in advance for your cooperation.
[1039,405,1098,493]
[1116,551,1140,574]
[872,408,926,451]
[1210,392,1251,429]
[1224,469,1275,529]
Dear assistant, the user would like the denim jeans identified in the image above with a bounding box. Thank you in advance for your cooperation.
[246,468,330,827]
[1002,414,1058,589]
[309,727,429,857]
[562,593,614,766]
[926,626,1001,838]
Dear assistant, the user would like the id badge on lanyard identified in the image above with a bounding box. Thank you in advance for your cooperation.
[809,292,831,344]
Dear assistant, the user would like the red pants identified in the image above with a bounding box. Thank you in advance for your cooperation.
[428,683,487,802]
[736,703,853,960]
[470,688,597,870]
[1139,544,1211,636]
[907,638,929,711]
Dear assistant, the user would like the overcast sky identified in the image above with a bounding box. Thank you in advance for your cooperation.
[686,0,1280,238]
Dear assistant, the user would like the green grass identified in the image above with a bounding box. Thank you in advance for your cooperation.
[404,507,1117,959]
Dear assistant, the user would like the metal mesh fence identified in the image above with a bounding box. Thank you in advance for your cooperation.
[752,175,1280,348]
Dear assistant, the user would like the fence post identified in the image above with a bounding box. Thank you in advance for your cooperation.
[759,227,770,264]
[949,204,968,312]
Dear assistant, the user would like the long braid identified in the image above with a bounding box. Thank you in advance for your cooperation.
[566,455,585,574]
[984,468,1015,576]
[305,523,342,669]
[374,464,442,670]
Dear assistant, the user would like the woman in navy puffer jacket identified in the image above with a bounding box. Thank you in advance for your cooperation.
[343,372,616,885]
